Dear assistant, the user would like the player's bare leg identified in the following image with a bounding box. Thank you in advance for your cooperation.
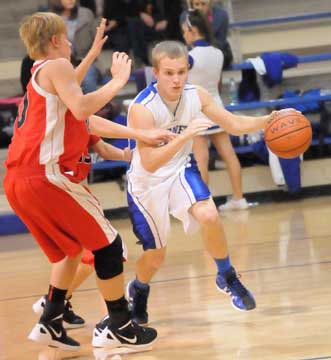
[127,248,166,325]
[211,132,249,211]
[190,199,256,311]
[66,262,94,299]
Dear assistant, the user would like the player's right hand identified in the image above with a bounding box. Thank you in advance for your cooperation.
[183,119,213,139]
[111,52,132,86]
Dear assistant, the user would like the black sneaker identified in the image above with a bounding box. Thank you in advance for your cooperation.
[92,318,157,350]
[93,315,110,338]
[63,298,85,329]
[32,296,85,329]
[126,281,149,325]
[28,314,80,351]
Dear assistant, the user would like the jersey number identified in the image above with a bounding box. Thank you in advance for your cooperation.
[17,93,29,128]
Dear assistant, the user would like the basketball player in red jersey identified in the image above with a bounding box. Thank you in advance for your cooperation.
[4,13,173,351]
[32,134,132,329]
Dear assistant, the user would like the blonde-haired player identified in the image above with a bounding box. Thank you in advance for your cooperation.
[4,12,173,350]
[125,40,288,325]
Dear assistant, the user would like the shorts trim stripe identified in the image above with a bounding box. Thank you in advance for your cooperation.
[179,171,195,205]
[127,190,163,249]
[45,164,117,243]
[126,173,163,248]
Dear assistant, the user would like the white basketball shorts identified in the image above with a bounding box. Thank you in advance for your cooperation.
[127,156,210,249]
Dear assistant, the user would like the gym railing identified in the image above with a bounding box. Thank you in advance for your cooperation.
[229,12,331,29]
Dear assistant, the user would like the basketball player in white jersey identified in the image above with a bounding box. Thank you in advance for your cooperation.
[182,9,248,211]
[125,40,287,325]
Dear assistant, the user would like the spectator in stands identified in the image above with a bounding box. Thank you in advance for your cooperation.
[181,0,233,68]
[181,9,248,210]
[48,0,103,93]
[163,0,184,41]
[79,0,96,16]
[102,1,130,52]
[127,0,168,67]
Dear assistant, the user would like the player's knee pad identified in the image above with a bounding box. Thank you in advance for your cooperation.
[92,234,123,280]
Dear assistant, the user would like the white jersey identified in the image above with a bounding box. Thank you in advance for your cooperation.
[188,41,224,134]
[128,82,202,183]
[188,41,224,106]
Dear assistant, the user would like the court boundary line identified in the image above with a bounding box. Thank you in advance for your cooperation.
[1,259,331,303]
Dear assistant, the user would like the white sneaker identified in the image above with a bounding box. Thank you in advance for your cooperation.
[32,296,45,316]
[218,198,249,211]
[92,319,157,350]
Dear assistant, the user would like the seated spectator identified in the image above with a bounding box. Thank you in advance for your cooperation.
[128,0,168,66]
[102,0,130,52]
[79,0,96,15]
[48,0,103,93]
[180,0,233,68]
[163,0,184,41]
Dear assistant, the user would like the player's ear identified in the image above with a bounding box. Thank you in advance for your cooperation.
[50,34,60,48]
[152,66,158,79]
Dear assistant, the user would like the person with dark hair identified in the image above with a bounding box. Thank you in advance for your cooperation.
[48,0,101,93]
[181,10,248,211]
[180,0,233,68]
[181,9,248,211]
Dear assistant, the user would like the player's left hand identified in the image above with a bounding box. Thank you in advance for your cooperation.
[138,128,177,146]
[89,18,108,59]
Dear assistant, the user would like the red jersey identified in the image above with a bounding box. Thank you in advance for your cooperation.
[74,134,100,183]
[4,61,117,263]
[5,60,97,182]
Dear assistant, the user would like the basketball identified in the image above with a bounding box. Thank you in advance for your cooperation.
[265,109,312,158]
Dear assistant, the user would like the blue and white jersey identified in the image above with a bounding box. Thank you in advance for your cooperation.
[127,82,202,183]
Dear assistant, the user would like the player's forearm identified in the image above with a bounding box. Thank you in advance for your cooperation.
[89,115,144,140]
[140,134,189,173]
[207,107,270,135]
[97,143,125,161]
[75,52,96,85]
[76,79,126,119]
[232,114,270,135]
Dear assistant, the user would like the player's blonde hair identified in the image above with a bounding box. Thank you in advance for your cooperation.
[19,12,67,60]
[151,41,189,69]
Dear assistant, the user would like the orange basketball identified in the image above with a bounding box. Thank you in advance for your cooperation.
[265,110,312,158]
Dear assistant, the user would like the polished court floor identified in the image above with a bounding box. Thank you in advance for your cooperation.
[1,197,331,360]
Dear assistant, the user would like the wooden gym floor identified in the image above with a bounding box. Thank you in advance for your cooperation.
[0,196,331,360]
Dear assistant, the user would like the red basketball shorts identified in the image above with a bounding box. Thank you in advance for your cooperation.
[4,167,118,263]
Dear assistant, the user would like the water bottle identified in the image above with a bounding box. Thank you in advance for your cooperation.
[229,77,238,105]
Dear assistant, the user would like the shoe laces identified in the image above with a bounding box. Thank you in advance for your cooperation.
[226,271,248,297]
[64,300,75,316]
[130,320,148,334]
